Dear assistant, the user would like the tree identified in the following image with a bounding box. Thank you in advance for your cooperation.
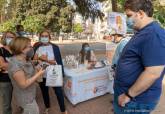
[0,0,107,31]
[0,0,20,23]
[73,0,105,22]
[0,0,5,23]
[111,0,117,11]
[21,15,44,33]
[153,0,165,27]
[0,19,16,32]
[15,0,74,33]
[73,23,83,33]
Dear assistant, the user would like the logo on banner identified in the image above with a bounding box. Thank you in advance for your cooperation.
[93,85,107,94]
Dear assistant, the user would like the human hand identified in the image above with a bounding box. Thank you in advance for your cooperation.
[37,68,45,77]
[39,54,48,62]
[118,93,131,107]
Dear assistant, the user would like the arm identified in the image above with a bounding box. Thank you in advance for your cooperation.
[130,34,165,96]
[33,53,56,65]
[118,66,164,107]
[90,50,97,62]
[13,68,45,89]
[128,66,164,97]
[118,33,165,107]
[46,60,57,65]
[0,56,8,70]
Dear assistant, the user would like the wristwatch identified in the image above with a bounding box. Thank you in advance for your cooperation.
[125,90,134,100]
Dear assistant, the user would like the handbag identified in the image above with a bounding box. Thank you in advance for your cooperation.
[45,65,63,87]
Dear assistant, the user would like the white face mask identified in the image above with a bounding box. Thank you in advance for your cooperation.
[5,38,13,45]
[40,37,49,43]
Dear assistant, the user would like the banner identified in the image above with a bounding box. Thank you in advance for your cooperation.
[46,65,63,87]
[108,12,127,35]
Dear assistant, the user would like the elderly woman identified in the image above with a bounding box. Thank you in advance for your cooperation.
[33,31,67,114]
[0,31,16,114]
[8,37,45,114]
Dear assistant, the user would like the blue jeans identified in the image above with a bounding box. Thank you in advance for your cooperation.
[113,95,158,114]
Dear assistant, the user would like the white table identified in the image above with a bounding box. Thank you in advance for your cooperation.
[64,65,113,105]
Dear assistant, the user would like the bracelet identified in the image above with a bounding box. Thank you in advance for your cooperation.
[125,90,134,100]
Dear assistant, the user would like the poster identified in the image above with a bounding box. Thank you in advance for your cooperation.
[108,12,127,35]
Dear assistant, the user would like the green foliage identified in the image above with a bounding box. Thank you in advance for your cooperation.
[21,15,45,33]
[0,0,106,32]
[15,0,73,33]
[1,0,164,33]
[73,23,83,33]
[0,19,16,32]
[73,0,104,22]
[117,0,125,12]
[153,1,165,27]
[0,0,6,14]
[154,11,165,27]
[59,6,73,33]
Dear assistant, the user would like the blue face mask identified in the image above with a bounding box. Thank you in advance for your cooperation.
[19,31,26,36]
[40,37,49,43]
[84,47,90,52]
[127,17,135,29]
[5,38,13,45]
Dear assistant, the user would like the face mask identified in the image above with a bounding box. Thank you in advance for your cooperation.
[5,38,13,45]
[19,31,26,36]
[84,47,90,52]
[40,37,49,43]
[127,17,135,29]
[25,49,34,60]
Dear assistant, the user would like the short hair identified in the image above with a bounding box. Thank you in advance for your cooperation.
[81,43,90,49]
[16,25,24,31]
[39,30,51,40]
[10,37,31,55]
[124,0,153,17]
[1,31,16,46]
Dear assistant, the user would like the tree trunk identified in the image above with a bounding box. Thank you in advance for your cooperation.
[111,0,118,12]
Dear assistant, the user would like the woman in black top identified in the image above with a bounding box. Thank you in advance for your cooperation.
[0,31,16,114]
[79,43,97,69]
[33,31,67,114]
[79,43,97,64]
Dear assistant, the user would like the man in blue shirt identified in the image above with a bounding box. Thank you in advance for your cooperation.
[114,0,165,114]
